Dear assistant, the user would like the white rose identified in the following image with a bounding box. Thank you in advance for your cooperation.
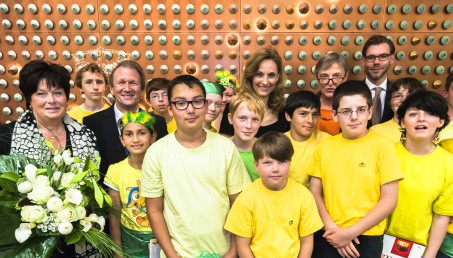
[24,164,37,181]
[57,221,73,235]
[46,197,63,212]
[60,172,76,189]
[33,175,50,187]
[63,156,74,166]
[56,205,78,222]
[17,181,33,194]
[53,154,63,165]
[80,220,92,232]
[53,171,62,181]
[65,189,83,206]
[20,205,47,223]
[15,223,36,243]
[27,185,54,204]
[75,206,86,220]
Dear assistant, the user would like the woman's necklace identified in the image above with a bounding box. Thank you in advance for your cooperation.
[37,121,64,149]
[319,110,333,121]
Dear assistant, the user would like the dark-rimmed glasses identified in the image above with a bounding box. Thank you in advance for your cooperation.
[170,99,206,110]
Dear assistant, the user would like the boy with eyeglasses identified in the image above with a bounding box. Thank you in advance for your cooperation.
[141,75,251,258]
[201,80,225,133]
[362,35,396,126]
[308,80,403,258]
[146,78,177,133]
[371,77,425,143]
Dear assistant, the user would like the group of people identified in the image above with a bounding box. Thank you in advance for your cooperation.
[0,34,452,258]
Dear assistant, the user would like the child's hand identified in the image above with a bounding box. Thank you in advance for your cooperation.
[323,226,359,248]
[336,244,360,258]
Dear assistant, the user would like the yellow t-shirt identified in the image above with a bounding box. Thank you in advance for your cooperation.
[439,122,453,142]
[104,158,151,231]
[68,104,109,124]
[370,119,401,143]
[141,131,251,258]
[308,131,404,235]
[440,138,453,154]
[166,117,177,133]
[224,178,323,258]
[285,130,331,187]
[386,143,453,245]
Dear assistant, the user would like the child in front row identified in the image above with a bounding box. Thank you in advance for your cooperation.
[308,80,403,258]
[284,90,331,187]
[228,91,266,181]
[104,111,157,257]
[225,131,323,258]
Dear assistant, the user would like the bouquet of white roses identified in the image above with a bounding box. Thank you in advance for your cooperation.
[0,149,125,258]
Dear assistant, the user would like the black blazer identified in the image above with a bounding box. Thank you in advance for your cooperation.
[83,105,168,176]
[367,80,393,128]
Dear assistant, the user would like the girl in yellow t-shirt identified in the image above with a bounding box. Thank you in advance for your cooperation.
[104,111,157,258]
[386,91,453,258]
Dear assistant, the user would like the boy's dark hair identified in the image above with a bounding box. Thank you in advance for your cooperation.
[386,77,425,103]
[252,132,294,162]
[75,63,108,88]
[446,72,453,91]
[168,75,206,100]
[397,91,450,130]
[362,35,396,56]
[332,80,372,111]
[285,90,321,118]
[146,78,170,102]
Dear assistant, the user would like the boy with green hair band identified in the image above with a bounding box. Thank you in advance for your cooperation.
[308,80,403,258]
[104,111,158,257]
[201,80,225,133]
[225,131,323,258]
[284,90,330,187]
[228,91,266,181]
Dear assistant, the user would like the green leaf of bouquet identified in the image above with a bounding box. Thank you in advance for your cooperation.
[99,187,112,206]
[0,172,19,182]
[82,228,129,258]
[0,154,36,175]
[83,157,90,171]
[92,178,104,208]
[7,235,59,258]
[0,178,18,193]
[65,229,83,245]
[70,170,89,184]
[0,211,21,245]
[44,140,55,151]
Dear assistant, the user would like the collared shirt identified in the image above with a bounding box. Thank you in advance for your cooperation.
[365,77,387,116]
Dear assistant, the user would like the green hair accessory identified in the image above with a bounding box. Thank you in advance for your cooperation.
[201,80,225,96]
[120,111,155,132]
[214,70,239,91]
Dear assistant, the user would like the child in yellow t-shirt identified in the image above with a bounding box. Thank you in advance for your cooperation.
[228,91,265,181]
[225,132,323,258]
[308,80,403,258]
[104,111,157,257]
[370,77,425,143]
[284,90,330,187]
[145,78,176,133]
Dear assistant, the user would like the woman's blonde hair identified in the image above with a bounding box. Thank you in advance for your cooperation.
[241,46,286,112]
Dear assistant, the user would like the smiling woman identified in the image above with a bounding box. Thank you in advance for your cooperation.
[219,47,289,137]
[0,60,100,257]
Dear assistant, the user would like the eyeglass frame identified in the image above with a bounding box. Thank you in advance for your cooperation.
[317,75,345,84]
[390,93,409,101]
[169,98,207,110]
[336,107,369,117]
[150,92,168,100]
[363,54,392,63]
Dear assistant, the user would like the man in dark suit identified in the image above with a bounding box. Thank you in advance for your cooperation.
[362,35,395,127]
[84,60,168,176]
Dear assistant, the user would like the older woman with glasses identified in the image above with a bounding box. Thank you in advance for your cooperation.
[314,52,348,135]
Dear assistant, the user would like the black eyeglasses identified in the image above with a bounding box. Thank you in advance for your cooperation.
[170,99,206,110]
[364,54,391,63]
[318,75,344,84]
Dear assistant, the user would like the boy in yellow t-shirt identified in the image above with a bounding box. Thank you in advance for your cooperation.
[284,90,330,187]
[145,78,177,133]
[225,132,323,258]
[228,91,265,181]
[104,111,157,257]
[308,80,403,258]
